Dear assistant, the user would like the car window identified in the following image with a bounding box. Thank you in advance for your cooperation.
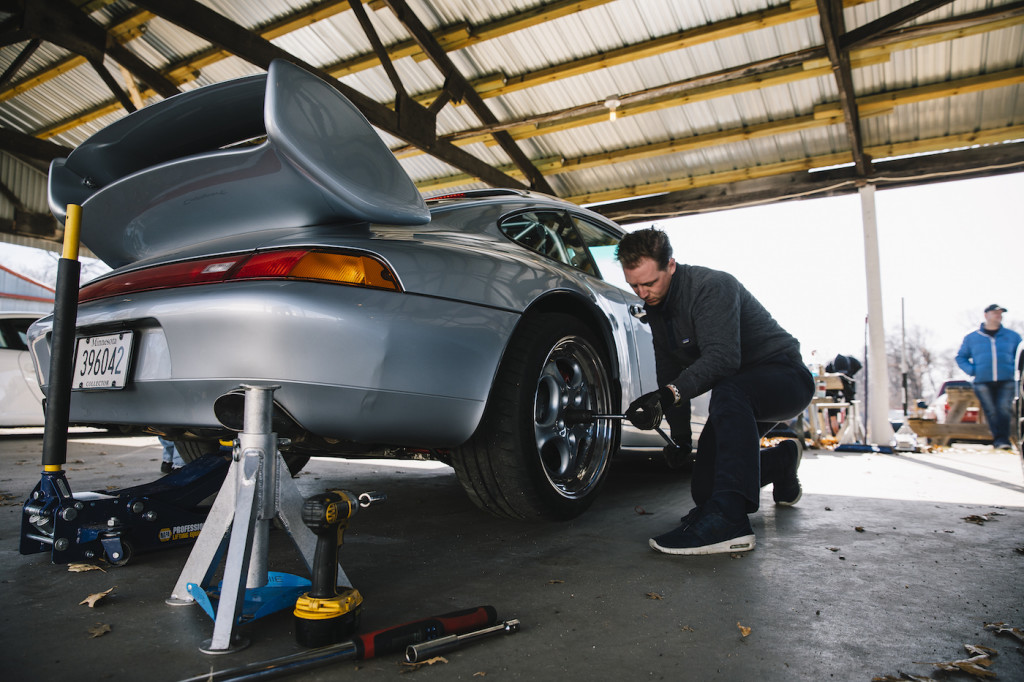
[570,216,629,291]
[0,318,33,351]
[499,211,584,272]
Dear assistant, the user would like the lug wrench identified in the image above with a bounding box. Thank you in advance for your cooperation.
[562,410,677,448]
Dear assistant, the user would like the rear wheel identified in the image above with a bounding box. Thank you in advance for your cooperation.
[175,439,310,476]
[452,313,618,521]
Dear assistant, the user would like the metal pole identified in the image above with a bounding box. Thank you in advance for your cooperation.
[860,184,895,445]
[901,298,909,418]
[41,204,82,469]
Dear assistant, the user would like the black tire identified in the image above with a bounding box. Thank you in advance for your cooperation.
[452,313,618,521]
[174,438,310,477]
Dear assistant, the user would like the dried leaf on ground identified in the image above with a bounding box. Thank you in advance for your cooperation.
[645,592,663,600]
[827,547,841,552]
[871,674,937,681]
[68,563,106,573]
[547,579,564,585]
[855,526,866,532]
[472,673,486,677]
[963,515,994,525]
[984,621,1024,643]
[87,623,111,638]
[737,622,751,637]
[681,625,694,632]
[0,492,19,506]
[634,505,653,515]
[79,586,115,608]
[915,644,997,679]
[401,656,448,672]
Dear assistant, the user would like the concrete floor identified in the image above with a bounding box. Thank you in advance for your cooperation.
[1,430,1022,681]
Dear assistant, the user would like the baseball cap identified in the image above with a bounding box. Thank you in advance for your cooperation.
[984,304,1007,313]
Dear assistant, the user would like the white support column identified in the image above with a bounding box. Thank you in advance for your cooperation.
[860,183,895,445]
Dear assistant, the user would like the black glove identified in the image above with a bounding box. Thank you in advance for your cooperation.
[625,387,674,430]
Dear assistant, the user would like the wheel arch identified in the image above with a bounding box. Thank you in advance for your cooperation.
[514,291,622,400]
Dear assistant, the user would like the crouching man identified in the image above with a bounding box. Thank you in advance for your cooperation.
[617,228,814,555]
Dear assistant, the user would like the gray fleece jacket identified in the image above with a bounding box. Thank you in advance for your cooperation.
[645,264,802,401]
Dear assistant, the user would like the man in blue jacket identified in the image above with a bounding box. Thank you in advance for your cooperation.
[617,228,814,556]
[955,304,1022,451]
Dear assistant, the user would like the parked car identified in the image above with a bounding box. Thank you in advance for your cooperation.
[29,59,673,521]
[0,311,46,427]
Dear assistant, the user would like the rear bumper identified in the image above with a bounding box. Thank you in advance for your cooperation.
[29,281,520,448]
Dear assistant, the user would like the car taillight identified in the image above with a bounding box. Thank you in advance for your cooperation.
[79,249,401,303]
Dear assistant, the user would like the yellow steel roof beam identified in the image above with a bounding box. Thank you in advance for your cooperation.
[430,14,1023,145]
[563,125,1024,206]
[0,10,155,102]
[323,0,618,76]
[29,0,616,138]
[814,66,1024,120]
[414,66,1023,194]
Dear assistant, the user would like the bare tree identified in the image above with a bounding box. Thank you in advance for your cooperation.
[886,325,949,410]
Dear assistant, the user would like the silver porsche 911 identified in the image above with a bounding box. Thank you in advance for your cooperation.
[29,59,667,521]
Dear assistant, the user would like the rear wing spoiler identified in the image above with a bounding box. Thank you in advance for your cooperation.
[49,59,429,268]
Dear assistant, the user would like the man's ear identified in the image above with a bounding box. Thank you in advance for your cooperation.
[667,258,677,274]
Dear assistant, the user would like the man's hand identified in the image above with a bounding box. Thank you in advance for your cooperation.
[625,387,674,430]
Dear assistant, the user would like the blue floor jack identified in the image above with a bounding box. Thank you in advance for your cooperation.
[18,203,232,566]
[20,451,230,566]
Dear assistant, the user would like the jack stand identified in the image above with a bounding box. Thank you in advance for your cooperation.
[165,384,352,655]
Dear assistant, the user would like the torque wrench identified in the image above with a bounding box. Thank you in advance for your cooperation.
[406,619,520,663]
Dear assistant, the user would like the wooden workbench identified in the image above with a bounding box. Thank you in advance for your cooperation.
[907,385,993,447]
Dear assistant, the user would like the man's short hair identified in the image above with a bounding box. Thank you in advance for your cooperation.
[616,227,673,269]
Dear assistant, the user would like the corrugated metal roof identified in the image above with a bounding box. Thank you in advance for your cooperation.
[0,0,1020,226]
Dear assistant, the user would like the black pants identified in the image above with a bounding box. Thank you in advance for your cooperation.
[690,355,815,514]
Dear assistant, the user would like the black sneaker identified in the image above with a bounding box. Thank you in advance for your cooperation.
[772,439,802,506]
[650,507,755,555]
[160,461,173,474]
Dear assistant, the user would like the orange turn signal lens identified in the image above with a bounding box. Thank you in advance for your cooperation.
[288,252,399,290]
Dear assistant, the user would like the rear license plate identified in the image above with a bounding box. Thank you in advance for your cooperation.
[72,332,134,390]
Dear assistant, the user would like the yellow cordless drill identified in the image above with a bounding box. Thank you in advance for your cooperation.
[293,490,368,647]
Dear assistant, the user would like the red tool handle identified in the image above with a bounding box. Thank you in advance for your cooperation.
[353,605,497,659]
